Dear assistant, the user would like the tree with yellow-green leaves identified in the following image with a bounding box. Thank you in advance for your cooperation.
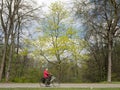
[26,1,88,82]
[40,1,71,81]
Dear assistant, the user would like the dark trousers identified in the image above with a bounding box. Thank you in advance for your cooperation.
[45,76,51,85]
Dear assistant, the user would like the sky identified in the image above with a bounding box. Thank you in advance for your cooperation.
[34,0,71,12]
[26,0,85,40]
[23,0,72,40]
[35,0,70,5]
[25,0,84,40]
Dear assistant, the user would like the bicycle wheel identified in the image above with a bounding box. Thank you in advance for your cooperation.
[51,76,60,87]
[39,78,51,87]
[39,78,46,87]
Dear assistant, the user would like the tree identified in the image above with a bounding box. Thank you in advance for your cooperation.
[22,1,88,83]
[26,1,80,82]
[0,0,41,82]
[40,1,70,81]
[73,0,120,82]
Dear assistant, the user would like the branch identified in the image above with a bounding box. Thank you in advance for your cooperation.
[40,49,56,65]
[0,0,6,32]
[14,6,42,21]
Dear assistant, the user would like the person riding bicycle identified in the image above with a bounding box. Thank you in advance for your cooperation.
[43,68,51,86]
[40,68,59,87]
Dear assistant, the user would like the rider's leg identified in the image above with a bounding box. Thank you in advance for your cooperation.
[45,78,50,86]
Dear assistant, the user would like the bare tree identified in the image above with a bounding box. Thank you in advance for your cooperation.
[0,0,42,81]
[73,0,120,82]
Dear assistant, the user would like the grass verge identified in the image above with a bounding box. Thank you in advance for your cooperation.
[0,88,120,90]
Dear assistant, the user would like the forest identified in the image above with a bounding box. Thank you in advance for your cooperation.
[0,0,120,83]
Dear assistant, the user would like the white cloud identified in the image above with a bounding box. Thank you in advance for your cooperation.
[35,0,70,5]
[34,0,71,11]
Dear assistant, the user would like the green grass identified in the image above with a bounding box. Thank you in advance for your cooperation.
[0,88,120,90]
[99,81,120,84]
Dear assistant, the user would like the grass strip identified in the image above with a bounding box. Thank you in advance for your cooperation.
[0,88,120,90]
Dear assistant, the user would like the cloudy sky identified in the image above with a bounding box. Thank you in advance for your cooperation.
[34,0,71,12]
[25,0,78,39]
[35,0,70,5]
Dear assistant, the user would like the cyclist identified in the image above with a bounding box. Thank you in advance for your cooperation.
[43,68,51,86]
[40,68,59,87]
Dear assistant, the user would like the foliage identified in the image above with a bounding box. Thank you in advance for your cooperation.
[0,0,41,82]
[9,54,42,83]
[73,0,120,82]
[1,0,120,83]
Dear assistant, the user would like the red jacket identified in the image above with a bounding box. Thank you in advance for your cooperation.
[43,70,49,78]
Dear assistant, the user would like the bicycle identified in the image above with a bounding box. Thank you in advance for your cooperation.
[39,75,60,87]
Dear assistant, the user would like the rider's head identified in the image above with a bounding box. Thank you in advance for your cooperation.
[45,68,48,71]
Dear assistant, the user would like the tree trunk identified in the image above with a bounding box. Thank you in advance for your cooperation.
[0,49,6,81]
[0,35,8,81]
[6,42,13,82]
[107,33,112,82]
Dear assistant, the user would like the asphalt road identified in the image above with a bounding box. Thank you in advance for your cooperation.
[0,83,120,88]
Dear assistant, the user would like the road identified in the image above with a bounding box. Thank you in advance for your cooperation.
[0,83,120,88]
